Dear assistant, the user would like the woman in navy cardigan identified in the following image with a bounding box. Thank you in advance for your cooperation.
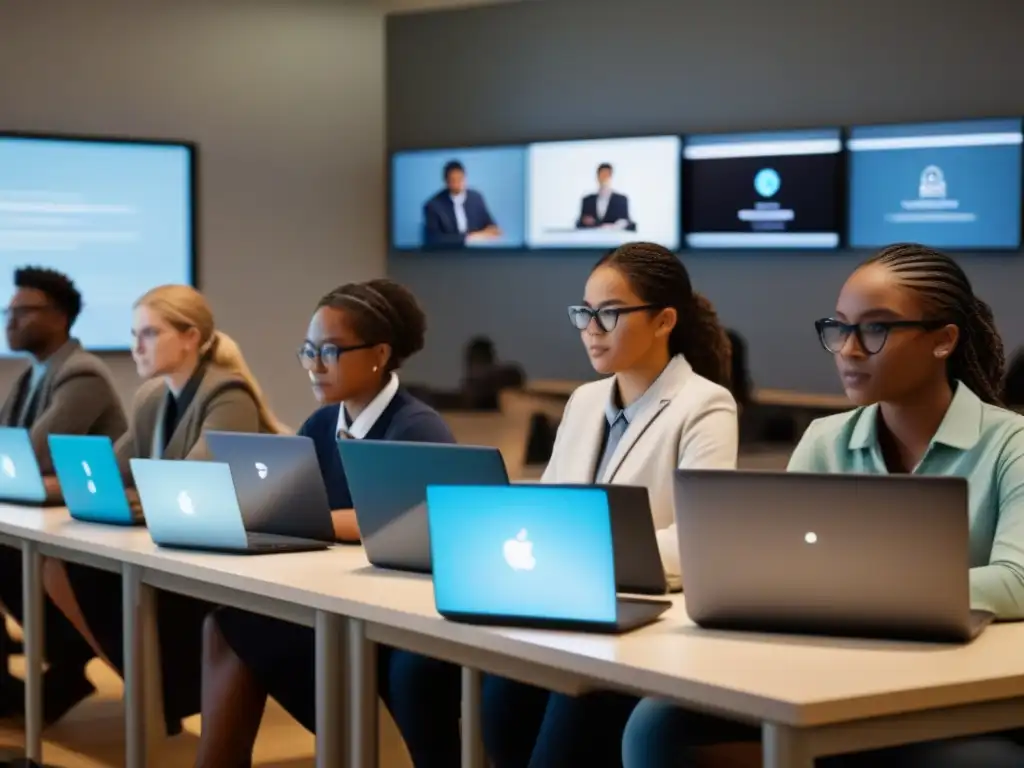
[194,279,460,767]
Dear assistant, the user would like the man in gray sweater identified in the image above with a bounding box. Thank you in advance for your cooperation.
[0,267,128,723]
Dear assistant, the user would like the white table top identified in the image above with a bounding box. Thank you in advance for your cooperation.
[2,504,1023,727]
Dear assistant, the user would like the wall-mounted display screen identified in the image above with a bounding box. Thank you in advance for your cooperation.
[525,136,681,249]
[848,118,1023,249]
[0,135,195,353]
[391,146,527,250]
[683,129,843,249]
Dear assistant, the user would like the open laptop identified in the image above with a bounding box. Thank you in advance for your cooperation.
[674,469,993,643]
[545,484,668,595]
[49,435,140,525]
[0,427,48,505]
[130,458,328,554]
[206,431,334,543]
[338,440,509,573]
[427,484,671,633]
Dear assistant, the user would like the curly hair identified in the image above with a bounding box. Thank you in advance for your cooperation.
[594,242,731,387]
[14,267,82,331]
[865,243,1004,405]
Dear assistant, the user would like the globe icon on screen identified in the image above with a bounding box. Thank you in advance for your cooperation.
[754,168,781,198]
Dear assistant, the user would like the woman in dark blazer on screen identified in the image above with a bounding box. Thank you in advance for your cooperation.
[196,279,462,768]
[43,284,286,733]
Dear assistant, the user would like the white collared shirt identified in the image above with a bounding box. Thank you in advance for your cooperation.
[450,191,468,233]
[596,188,611,221]
[337,373,400,439]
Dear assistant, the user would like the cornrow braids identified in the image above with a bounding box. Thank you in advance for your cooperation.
[317,279,427,372]
[595,242,732,388]
[866,243,1004,405]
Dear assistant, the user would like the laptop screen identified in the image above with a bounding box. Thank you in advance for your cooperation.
[130,459,248,549]
[426,485,618,623]
[0,427,46,503]
[49,435,131,520]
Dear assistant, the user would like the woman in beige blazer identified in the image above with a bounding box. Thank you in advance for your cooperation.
[44,284,285,734]
[482,242,739,768]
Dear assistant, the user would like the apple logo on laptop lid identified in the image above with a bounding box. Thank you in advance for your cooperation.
[503,528,536,571]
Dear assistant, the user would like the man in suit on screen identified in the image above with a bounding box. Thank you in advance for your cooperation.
[576,163,635,231]
[423,160,501,246]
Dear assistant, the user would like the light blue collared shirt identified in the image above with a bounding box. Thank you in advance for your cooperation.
[593,373,663,483]
[788,381,1024,618]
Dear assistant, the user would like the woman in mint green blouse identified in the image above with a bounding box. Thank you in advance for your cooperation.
[621,243,1024,767]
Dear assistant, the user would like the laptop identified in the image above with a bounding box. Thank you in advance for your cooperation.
[673,470,993,643]
[0,427,48,505]
[129,458,328,554]
[206,431,335,543]
[49,435,140,525]
[338,440,509,573]
[427,484,672,633]
[545,484,668,595]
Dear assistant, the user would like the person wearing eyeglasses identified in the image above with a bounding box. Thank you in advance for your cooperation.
[481,242,739,768]
[195,280,463,768]
[0,267,126,723]
[621,243,1024,768]
[42,283,286,735]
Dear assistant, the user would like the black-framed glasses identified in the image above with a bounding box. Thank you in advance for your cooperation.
[297,341,375,368]
[567,304,662,333]
[815,318,946,356]
[2,304,51,321]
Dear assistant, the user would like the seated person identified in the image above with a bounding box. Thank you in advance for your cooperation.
[460,336,525,410]
[195,280,462,768]
[576,163,635,231]
[622,243,1024,767]
[423,160,501,246]
[43,284,286,735]
[481,242,738,768]
[0,266,127,722]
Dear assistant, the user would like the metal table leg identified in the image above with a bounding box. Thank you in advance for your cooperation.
[21,542,42,765]
[763,723,814,768]
[460,667,486,768]
[346,619,377,768]
[315,611,345,768]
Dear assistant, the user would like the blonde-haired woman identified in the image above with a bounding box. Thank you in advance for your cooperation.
[45,284,285,734]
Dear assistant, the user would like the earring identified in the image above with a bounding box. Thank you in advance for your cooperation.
[373,365,378,373]
[935,349,948,358]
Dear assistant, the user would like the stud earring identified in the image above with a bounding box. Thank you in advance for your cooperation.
[935,349,948,358]
[373,365,378,372]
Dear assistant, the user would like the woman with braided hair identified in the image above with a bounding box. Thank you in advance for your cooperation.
[623,243,1024,767]
[481,242,739,767]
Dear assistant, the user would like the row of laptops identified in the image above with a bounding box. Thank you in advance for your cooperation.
[0,428,991,643]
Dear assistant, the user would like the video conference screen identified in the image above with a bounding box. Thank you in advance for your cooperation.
[0,135,195,354]
[683,129,843,249]
[848,118,1023,249]
[525,136,681,249]
[391,146,527,250]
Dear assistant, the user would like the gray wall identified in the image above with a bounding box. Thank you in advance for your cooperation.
[0,0,386,428]
[388,0,1024,393]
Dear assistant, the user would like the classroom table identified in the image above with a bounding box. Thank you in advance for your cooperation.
[0,504,1023,768]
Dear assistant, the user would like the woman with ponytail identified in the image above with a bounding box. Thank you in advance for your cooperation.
[45,284,285,735]
[480,242,739,767]
[623,243,1024,767]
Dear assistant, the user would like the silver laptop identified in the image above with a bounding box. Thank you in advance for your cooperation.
[674,470,993,643]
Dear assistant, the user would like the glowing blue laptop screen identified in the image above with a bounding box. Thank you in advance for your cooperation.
[0,427,45,502]
[130,459,248,549]
[49,435,131,522]
[426,485,618,623]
